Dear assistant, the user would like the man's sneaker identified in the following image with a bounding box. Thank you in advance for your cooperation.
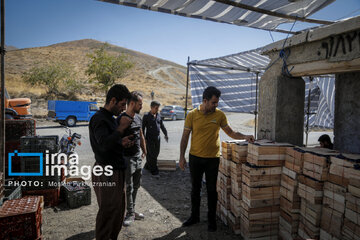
[123,214,135,226]
[135,212,145,220]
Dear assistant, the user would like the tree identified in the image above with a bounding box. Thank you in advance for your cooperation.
[86,43,133,94]
[22,61,82,97]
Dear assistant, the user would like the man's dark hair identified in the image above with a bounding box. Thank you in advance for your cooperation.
[127,91,143,104]
[105,84,131,104]
[203,86,221,100]
[318,134,332,144]
[150,101,161,108]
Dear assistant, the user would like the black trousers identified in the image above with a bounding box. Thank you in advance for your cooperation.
[189,154,220,222]
[145,137,160,173]
[92,164,126,240]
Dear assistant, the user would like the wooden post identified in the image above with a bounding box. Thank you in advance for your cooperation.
[185,56,190,117]
[305,77,313,147]
[1,0,5,190]
[254,72,259,139]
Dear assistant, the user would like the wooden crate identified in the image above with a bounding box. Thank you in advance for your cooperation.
[229,160,242,180]
[157,160,176,171]
[298,175,324,205]
[300,199,322,228]
[342,217,360,240]
[321,206,343,239]
[323,181,346,213]
[242,163,281,187]
[240,208,279,240]
[298,219,320,240]
[280,209,299,231]
[231,178,242,200]
[242,183,280,208]
[280,168,300,203]
[279,214,299,240]
[229,194,241,217]
[320,228,341,240]
[219,156,231,176]
[302,148,338,182]
[246,142,292,167]
[219,203,229,225]
[280,196,300,214]
[217,171,231,209]
[222,140,245,160]
[285,147,305,174]
[227,211,241,235]
[330,154,360,182]
[232,141,248,163]
[344,187,360,239]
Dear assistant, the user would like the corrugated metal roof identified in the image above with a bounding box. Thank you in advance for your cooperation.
[99,0,335,33]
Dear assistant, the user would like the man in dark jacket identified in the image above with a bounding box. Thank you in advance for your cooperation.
[89,84,134,240]
[142,101,168,175]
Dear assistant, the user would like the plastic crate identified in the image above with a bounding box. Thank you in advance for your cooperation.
[20,135,59,153]
[20,135,61,190]
[5,119,36,141]
[62,181,91,208]
[0,196,43,240]
[22,188,60,207]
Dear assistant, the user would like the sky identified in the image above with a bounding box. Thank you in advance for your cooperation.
[4,0,360,66]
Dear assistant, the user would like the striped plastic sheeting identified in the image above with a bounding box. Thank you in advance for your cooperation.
[100,0,334,33]
[189,50,334,129]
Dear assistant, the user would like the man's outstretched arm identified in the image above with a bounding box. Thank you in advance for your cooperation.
[222,125,255,143]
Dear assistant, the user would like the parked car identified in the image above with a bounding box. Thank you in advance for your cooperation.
[160,105,185,121]
[47,100,98,127]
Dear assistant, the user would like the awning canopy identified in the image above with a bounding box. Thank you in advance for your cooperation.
[99,0,335,34]
[189,49,334,129]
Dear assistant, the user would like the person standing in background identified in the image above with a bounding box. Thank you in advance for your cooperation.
[142,101,168,175]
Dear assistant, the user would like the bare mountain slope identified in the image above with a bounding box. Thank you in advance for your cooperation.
[5,39,190,116]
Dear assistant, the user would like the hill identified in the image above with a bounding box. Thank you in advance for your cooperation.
[4,39,190,116]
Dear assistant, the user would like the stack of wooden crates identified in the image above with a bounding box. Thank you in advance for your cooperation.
[217,140,247,233]
[324,153,360,240]
[241,141,291,240]
[217,140,360,240]
[278,147,304,239]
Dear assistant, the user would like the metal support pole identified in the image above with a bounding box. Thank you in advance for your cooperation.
[1,0,5,193]
[185,56,190,117]
[305,76,313,146]
[254,72,259,139]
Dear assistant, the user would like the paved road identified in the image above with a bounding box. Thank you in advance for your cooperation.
[36,112,333,164]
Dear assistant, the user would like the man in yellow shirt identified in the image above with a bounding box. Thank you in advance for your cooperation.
[179,86,254,232]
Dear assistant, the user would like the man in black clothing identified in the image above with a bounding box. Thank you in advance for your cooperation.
[89,84,134,240]
[117,91,147,226]
[142,101,168,175]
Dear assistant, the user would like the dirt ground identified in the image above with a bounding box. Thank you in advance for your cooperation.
[42,166,240,240]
